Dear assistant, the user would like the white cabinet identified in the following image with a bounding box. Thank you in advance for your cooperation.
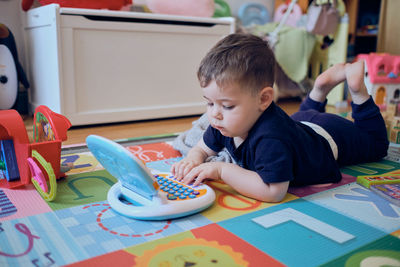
[24,4,235,125]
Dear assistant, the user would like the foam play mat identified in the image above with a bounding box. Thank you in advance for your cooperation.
[0,135,399,266]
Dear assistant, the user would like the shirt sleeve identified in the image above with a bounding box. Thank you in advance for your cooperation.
[203,125,225,153]
[253,138,294,184]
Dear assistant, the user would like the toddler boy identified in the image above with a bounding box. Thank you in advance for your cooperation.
[171,33,388,202]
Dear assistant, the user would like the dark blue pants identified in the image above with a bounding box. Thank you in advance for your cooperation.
[291,96,389,166]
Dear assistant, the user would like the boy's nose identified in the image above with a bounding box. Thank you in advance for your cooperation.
[210,107,222,120]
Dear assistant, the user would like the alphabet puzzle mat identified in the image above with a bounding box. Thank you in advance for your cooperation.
[1,136,399,266]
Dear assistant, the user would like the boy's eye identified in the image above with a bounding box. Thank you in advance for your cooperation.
[206,102,214,107]
[223,105,234,110]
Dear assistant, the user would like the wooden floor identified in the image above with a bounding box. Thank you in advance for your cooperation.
[23,99,302,146]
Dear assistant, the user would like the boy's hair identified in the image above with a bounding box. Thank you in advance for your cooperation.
[197,33,276,95]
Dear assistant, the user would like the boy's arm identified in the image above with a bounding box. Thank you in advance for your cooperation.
[183,162,289,202]
[219,163,289,202]
[171,138,217,179]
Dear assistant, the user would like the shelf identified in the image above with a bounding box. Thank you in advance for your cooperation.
[356,32,378,37]
[346,0,381,57]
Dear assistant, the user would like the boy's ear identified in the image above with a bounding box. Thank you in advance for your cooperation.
[259,86,274,111]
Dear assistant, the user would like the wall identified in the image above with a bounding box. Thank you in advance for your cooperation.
[0,0,277,73]
[1,0,276,71]
[0,0,27,67]
[377,0,400,55]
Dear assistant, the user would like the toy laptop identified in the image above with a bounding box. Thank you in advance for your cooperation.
[86,135,215,220]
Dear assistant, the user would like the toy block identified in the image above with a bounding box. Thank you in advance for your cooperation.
[390,128,400,144]
[389,117,400,144]
[0,105,71,188]
[357,173,400,188]
[370,183,400,207]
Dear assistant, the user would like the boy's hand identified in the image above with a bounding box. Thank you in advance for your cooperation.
[181,162,223,187]
[172,139,217,183]
[171,159,202,181]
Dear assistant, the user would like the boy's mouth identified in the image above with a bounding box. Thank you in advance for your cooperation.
[213,125,230,135]
[212,124,223,131]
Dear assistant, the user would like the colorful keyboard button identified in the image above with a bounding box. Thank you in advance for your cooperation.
[155,174,203,201]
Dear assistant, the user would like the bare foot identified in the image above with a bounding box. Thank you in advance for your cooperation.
[309,63,346,102]
[345,60,370,105]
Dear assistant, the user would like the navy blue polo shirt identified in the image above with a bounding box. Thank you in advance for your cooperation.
[203,102,342,186]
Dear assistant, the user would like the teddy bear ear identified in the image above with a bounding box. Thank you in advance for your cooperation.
[21,0,34,12]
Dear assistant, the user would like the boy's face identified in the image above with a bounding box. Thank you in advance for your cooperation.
[203,80,265,140]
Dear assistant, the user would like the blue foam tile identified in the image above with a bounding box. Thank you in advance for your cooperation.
[304,182,400,233]
[54,201,212,258]
[218,199,386,267]
[0,212,88,266]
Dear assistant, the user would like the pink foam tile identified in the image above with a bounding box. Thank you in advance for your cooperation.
[288,173,357,197]
[0,184,51,221]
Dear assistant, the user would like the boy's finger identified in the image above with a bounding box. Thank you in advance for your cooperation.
[193,173,207,187]
[182,167,199,185]
[178,163,191,180]
[183,163,195,178]
[170,163,177,175]
[181,163,191,177]
[176,165,184,180]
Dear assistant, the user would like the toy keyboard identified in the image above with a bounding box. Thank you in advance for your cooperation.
[86,135,215,220]
[155,173,208,201]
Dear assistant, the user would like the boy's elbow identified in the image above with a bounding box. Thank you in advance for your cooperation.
[258,185,288,203]
[262,192,286,203]
[262,181,289,203]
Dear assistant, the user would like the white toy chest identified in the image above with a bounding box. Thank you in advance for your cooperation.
[24,4,235,125]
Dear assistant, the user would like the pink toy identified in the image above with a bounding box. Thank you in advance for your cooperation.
[356,53,400,107]
[27,157,48,192]
[273,1,302,28]
[0,105,71,189]
[22,0,132,11]
[146,0,215,17]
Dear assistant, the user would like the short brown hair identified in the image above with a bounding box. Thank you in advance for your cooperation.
[197,33,275,95]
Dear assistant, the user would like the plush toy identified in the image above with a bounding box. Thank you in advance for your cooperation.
[0,24,29,110]
[21,0,132,11]
[213,0,231,18]
[146,0,215,17]
[238,3,271,27]
[273,0,302,28]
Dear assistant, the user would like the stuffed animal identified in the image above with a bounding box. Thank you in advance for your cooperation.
[146,0,215,17]
[21,0,132,11]
[273,1,302,28]
[213,0,231,17]
[238,3,271,27]
[0,24,29,110]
